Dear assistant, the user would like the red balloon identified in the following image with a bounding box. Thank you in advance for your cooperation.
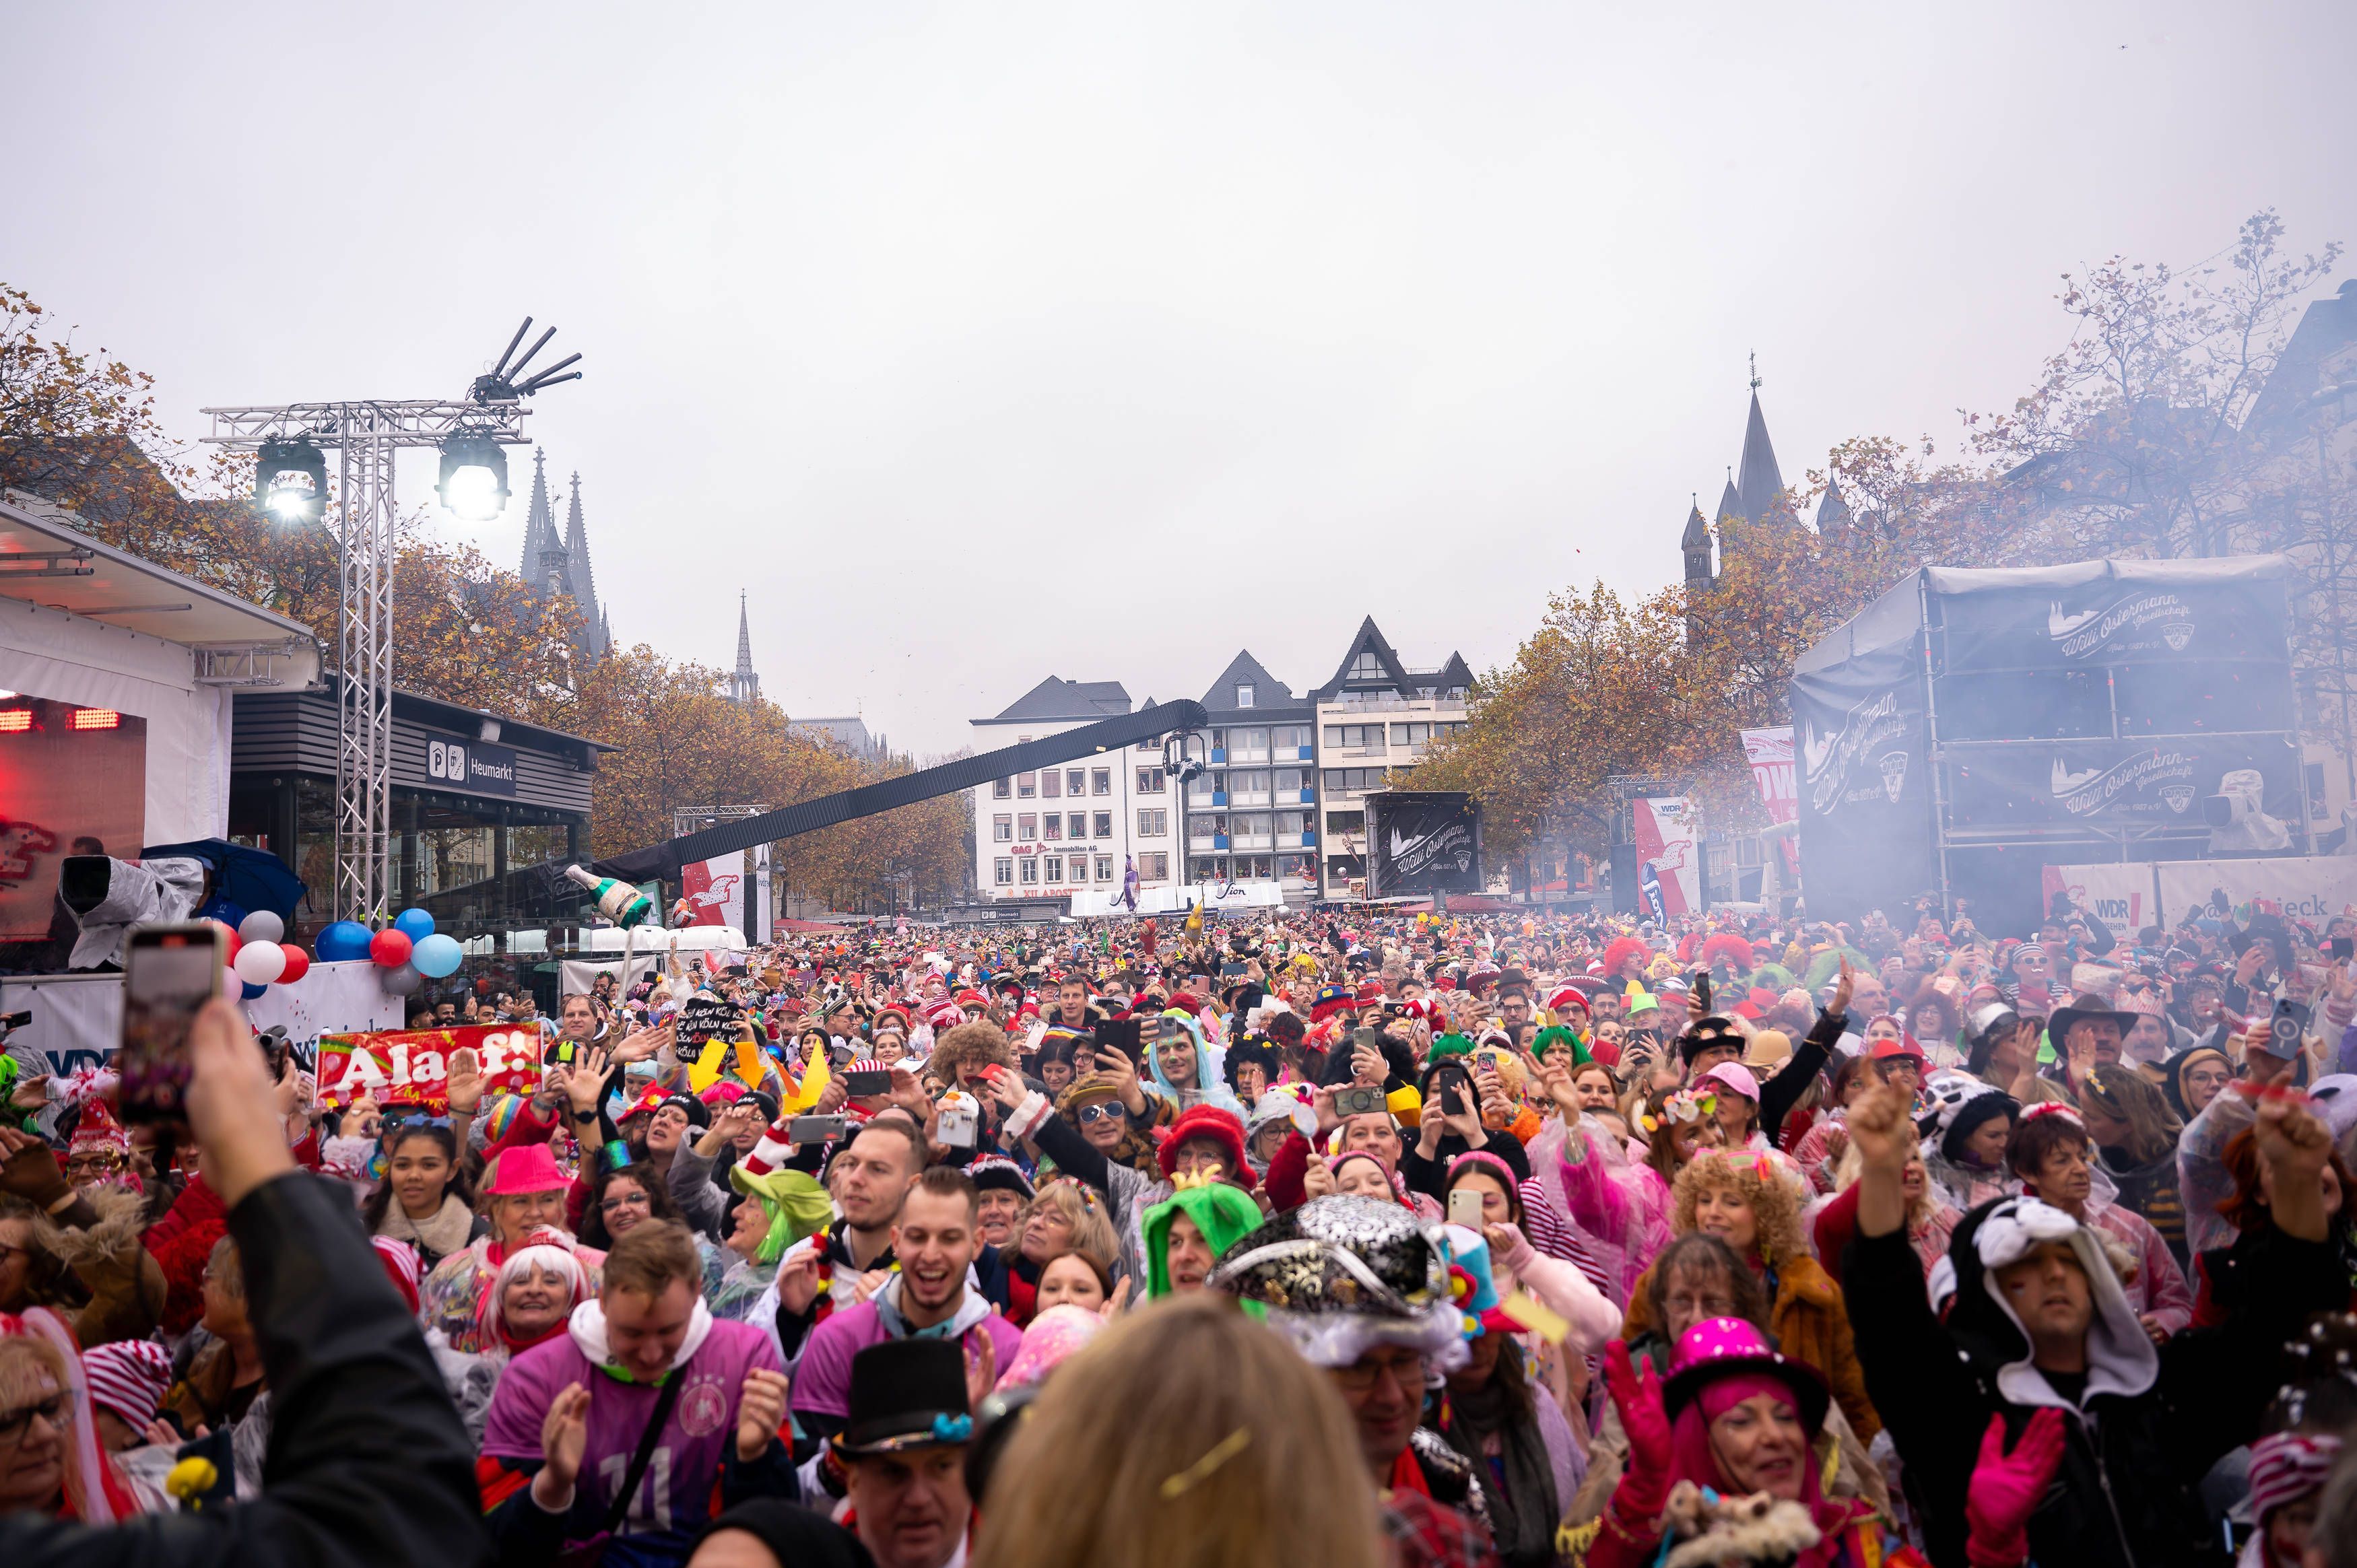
[210,919,241,964]
[370,928,413,967]
[276,945,310,985]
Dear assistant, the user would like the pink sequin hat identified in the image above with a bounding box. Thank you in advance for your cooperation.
[1659,1315,1829,1432]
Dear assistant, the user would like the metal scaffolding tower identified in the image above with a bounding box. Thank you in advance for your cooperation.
[203,324,581,922]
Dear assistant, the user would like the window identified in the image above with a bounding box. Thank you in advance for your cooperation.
[1016,774,1036,798]
[1272,724,1310,751]
[1191,856,1227,881]
[1277,809,1306,839]
[1018,813,1037,840]
[1043,855,1063,883]
[1433,720,1469,739]
[1322,768,1383,793]
[1275,852,1314,881]
[1323,724,1383,750]
[1327,809,1365,835]
[994,858,1014,885]
[1139,852,1168,880]
[1232,855,1273,880]
[993,778,1011,799]
[1042,770,1061,798]
[1239,727,1268,751]
[1188,813,1226,838]
[993,814,1012,842]
[1094,811,1113,838]
[1235,683,1254,708]
[1066,769,1086,795]
[1020,858,1038,884]
[1092,768,1110,795]
[1234,812,1271,838]
[1137,808,1166,836]
[1350,650,1385,678]
[1232,770,1270,795]
[1275,767,1308,794]
[1389,722,1431,746]
[1135,767,1166,794]
[1043,815,1062,841]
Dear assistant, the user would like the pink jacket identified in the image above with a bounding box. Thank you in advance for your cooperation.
[1494,1226,1622,1355]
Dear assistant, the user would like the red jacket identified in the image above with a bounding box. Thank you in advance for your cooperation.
[145,1174,228,1335]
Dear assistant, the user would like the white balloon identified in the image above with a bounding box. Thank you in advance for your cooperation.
[236,910,286,945]
[233,940,288,985]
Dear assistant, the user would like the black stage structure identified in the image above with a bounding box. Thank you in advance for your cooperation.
[1791,557,2305,932]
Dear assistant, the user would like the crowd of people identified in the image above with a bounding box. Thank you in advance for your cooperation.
[7,893,2357,1566]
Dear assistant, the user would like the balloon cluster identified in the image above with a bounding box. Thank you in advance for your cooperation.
[314,908,464,996]
[220,911,311,1000]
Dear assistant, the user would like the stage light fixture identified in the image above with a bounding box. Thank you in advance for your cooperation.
[436,434,509,522]
[71,708,120,730]
[0,711,32,732]
[253,438,327,524]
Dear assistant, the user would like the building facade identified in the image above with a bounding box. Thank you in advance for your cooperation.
[968,677,1178,905]
[1310,618,1472,898]
[1177,650,1321,895]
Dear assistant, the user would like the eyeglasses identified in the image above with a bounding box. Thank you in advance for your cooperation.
[1076,1102,1127,1125]
[1331,1352,1427,1392]
[601,1191,652,1213]
[0,1393,67,1450]
[65,1151,126,1175]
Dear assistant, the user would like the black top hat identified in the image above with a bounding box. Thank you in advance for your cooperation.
[834,1339,974,1458]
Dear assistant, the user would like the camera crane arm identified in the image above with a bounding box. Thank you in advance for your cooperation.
[587,700,1211,884]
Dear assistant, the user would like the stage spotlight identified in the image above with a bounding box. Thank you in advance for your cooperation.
[253,438,327,524]
[436,434,510,521]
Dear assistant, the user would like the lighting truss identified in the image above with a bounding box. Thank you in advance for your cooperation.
[203,320,580,922]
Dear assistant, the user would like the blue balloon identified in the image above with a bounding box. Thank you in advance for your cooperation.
[240,980,267,1000]
[393,908,436,941]
[316,920,374,962]
[411,932,463,979]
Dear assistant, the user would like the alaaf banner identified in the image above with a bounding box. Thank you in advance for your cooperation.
[314,1023,545,1112]
[1939,574,2288,671]
[1946,736,2302,830]
[1365,792,1483,897]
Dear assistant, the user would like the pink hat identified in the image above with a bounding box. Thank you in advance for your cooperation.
[372,1235,422,1314]
[1660,1315,1828,1431]
[482,1142,572,1197]
[81,1338,171,1429]
[993,1303,1105,1392]
[1697,1061,1760,1102]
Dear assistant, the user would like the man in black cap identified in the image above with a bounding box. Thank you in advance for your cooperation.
[834,1339,976,1568]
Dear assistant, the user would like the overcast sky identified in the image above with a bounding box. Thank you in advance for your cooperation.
[11,2,2353,757]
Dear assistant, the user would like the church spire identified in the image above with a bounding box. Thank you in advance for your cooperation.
[519,448,558,582]
[728,592,760,704]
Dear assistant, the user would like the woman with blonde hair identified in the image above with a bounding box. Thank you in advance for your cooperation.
[972,1294,1384,1568]
[1612,1147,1881,1443]
[0,1307,141,1519]
[1004,1177,1121,1326]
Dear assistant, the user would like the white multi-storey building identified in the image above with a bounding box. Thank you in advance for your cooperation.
[1309,617,1473,899]
[968,677,1178,905]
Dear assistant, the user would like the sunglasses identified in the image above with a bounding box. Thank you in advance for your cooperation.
[1076,1102,1128,1125]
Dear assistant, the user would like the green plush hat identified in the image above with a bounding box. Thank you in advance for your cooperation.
[1427,1033,1475,1066]
[1142,1180,1269,1308]
[1801,947,1874,992]
[1748,963,1795,992]
[727,1164,835,1264]
[1531,1026,1592,1066]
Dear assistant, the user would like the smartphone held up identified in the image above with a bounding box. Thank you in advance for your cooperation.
[121,922,228,1123]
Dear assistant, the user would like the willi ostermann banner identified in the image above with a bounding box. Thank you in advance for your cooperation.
[1364,792,1483,897]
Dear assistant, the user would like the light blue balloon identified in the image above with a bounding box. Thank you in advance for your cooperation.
[411,932,464,978]
[317,920,374,962]
[393,908,436,941]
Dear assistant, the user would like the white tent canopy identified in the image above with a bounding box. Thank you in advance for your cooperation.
[0,491,322,844]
